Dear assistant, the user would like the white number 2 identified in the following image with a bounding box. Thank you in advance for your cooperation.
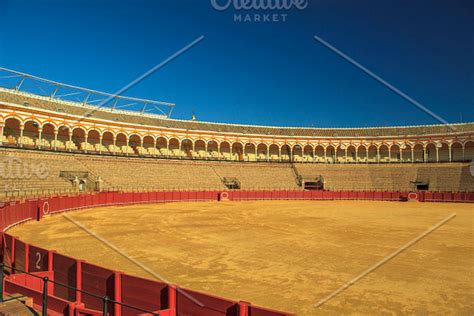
[35,252,41,269]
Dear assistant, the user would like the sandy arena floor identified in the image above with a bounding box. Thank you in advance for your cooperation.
[10,200,474,315]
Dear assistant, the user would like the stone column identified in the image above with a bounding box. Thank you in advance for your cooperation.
[84,135,88,153]
[99,136,103,154]
[37,128,43,149]
[53,132,58,151]
[19,124,24,147]
[68,131,73,152]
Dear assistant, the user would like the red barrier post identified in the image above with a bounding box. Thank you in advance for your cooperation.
[114,271,122,316]
[24,243,29,273]
[76,260,82,303]
[239,301,250,316]
[169,284,177,313]
[47,250,55,271]
[10,236,15,273]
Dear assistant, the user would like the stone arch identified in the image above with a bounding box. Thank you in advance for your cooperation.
[87,129,101,147]
[181,139,193,157]
[232,142,244,161]
[379,144,389,162]
[3,117,21,145]
[40,123,55,148]
[168,138,181,156]
[357,145,367,162]
[281,144,291,161]
[390,144,401,162]
[314,145,324,162]
[42,123,56,138]
[72,127,86,149]
[129,134,141,151]
[292,144,303,161]
[450,142,463,161]
[115,132,128,148]
[156,136,167,150]
[464,141,474,161]
[57,125,71,145]
[303,145,313,161]
[367,144,377,162]
[326,145,336,162]
[401,143,412,162]
[336,145,345,163]
[346,145,356,162]
[143,135,155,149]
[102,131,115,149]
[194,139,206,158]
[207,140,219,159]
[425,143,437,162]
[269,144,279,160]
[257,143,268,160]
[220,141,231,159]
[413,143,424,162]
[22,120,40,147]
[438,142,450,162]
[244,143,256,161]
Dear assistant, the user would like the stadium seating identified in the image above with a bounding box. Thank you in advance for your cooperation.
[2,148,472,202]
[295,163,474,192]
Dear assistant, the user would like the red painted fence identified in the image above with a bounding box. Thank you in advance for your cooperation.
[1,189,473,315]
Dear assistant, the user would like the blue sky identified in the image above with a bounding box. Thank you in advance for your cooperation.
[0,0,472,127]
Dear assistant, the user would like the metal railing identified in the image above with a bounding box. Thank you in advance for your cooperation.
[0,263,160,316]
[0,67,175,118]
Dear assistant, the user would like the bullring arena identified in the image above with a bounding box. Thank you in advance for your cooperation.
[0,68,473,315]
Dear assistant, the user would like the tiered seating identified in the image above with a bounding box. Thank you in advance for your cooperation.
[77,156,224,190]
[0,149,85,199]
[295,163,474,192]
[212,162,298,190]
[1,148,473,201]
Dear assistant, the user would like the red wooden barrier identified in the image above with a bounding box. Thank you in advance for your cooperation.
[53,253,77,302]
[121,274,168,316]
[14,238,26,273]
[81,262,115,313]
[176,287,237,316]
[28,244,49,273]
